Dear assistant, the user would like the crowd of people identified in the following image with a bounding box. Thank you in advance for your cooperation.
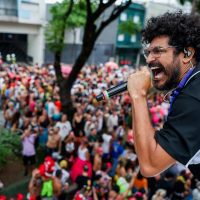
[0,62,199,199]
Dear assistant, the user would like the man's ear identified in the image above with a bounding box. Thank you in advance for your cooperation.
[182,47,195,64]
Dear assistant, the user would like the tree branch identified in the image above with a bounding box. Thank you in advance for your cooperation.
[54,0,74,82]
[58,0,74,47]
[86,0,92,20]
[95,0,132,38]
[92,0,116,22]
[63,0,74,23]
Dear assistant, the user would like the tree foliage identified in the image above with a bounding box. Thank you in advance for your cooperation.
[118,19,141,35]
[0,129,21,168]
[67,0,89,29]
[45,0,74,52]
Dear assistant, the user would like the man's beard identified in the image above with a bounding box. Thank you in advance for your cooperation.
[150,60,181,91]
[156,66,180,91]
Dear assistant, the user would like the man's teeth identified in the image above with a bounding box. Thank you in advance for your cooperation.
[151,66,160,70]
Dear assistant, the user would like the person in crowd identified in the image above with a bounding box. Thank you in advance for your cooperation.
[45,97,55,124]
[70,138,92,182]
[95,108,104,134]
[28,168,42,200]
[58,160,70,189]
[52,169,63,198]
[84,114,93,137]
[75,165,91,191]
[21,126,37,176]
[1,44,198,199]
[55,113,72,141]
[88,125,99,154]
[46,126,61,156]
[151,189,167,200]
[38,108,50,147]
[109,135,124,177]
[127,11,200,179]
[109,172,136,200]
[101,131,112,161]
[72,106,85,137]
[107,109,118,133]
[93,146,103,172]
[4,101,15,129]
[157,171,175,198]
[133,171,148,196]
[63,131,76,166]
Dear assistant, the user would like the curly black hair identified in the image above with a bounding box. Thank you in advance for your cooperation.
[142,11,200,62]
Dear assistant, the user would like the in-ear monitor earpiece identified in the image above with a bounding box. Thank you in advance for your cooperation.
[184,48,192,57]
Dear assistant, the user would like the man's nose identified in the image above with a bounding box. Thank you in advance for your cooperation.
[146,53,156,64]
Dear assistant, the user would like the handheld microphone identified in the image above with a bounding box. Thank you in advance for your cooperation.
[96,81,127,102]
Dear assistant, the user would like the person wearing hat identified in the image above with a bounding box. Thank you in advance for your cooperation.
[59,160,70,188]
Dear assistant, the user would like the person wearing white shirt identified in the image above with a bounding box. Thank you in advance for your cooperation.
[107,110,118,133]
[46,97,55,119]
[102,132,112,159]
[55,114,72,141]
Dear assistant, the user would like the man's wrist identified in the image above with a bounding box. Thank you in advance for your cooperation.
[130,90,147,101]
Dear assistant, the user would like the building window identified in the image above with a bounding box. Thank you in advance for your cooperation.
[131,34,136,42]
[118,34,124,41]
[120,13,127,21]
[20,10,30,19]
[133,15,140,23]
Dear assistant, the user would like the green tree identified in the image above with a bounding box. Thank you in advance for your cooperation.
[66,0,87,42]
[46,0,74,53]
[46,0,132,116]
[118,19,141,35]
[0,129,21,168]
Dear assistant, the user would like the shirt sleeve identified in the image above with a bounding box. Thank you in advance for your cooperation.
[155,91,200,166]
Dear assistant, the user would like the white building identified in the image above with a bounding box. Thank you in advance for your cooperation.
[0,0,46,65]
[144,0,191,20]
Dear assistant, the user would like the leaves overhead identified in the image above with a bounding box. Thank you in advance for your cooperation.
[66,0,87,28]
[45,0,132,52]
[45,0,87,52]
[45,1,70,51]
[118,19,141,35]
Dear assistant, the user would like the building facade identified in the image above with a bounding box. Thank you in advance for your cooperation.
[45,3,117,65]
[0,0,45,65]
[116,3,145,67]
[45,3,145,66]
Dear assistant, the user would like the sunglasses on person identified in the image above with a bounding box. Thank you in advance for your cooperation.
[143,46,179,59]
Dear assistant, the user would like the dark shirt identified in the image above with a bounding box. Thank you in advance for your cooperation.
[75,175,90,190]
[155,64,200,179]
[157,178,174,197]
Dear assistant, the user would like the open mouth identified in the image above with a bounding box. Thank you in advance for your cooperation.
[151,66,165,80]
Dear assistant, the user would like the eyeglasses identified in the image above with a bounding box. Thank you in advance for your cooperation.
[143,46,178,59]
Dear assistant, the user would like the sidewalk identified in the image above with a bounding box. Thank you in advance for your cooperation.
[0,177,29,197]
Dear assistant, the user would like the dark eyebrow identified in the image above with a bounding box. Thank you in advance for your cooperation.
[146,46,163,50]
